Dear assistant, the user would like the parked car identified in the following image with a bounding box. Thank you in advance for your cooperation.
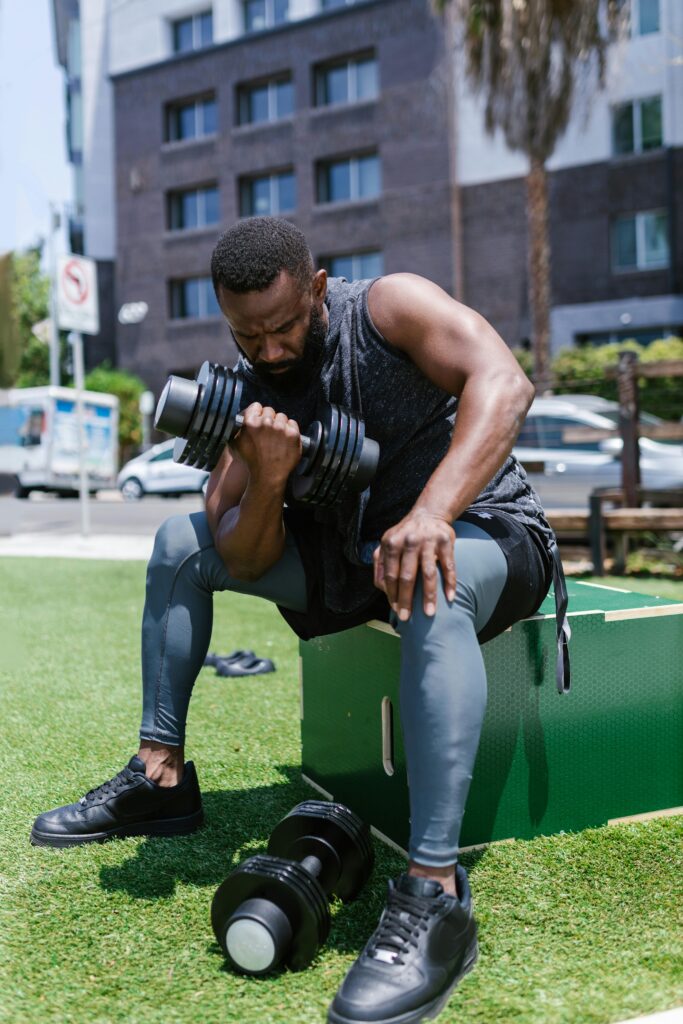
[551,393,682,445]
[117,439,209,500]
[513,398,683,508]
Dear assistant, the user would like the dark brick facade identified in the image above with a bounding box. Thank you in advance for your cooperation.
[113,0,454,397]
[461,146,683,348]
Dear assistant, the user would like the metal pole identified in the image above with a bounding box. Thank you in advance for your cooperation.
[69,331,90,536]
[48,203,61,388]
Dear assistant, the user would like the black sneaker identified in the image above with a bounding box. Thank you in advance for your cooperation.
[30,756,203,848]
[328,866,478,1024]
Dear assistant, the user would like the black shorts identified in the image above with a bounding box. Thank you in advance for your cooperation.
[277,506,554,645]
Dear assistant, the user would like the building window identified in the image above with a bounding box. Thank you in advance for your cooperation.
[170,278,220,319]
[172,10,213,53]
[577,326,682,347]
[611,210,669,271]
[168,186,220,230]
[614,0,660,37]
[317,153,381,204]
[612,96,662,154]
[165,95,217,142]
[240,171,296,215]
[237,76,294,125]
[319,251,384,280]
[244,0,289,33]
[314,53,378,107]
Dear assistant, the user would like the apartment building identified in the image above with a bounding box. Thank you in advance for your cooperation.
[456,0,683,353]
[53,0,682,394]
[109,0,454,394]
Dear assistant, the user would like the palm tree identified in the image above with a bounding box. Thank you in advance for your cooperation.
[433,0,621,388]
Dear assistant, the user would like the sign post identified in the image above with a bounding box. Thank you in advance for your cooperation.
[56,254,100,537]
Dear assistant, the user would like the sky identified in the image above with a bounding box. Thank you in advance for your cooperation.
[0,0,72,255]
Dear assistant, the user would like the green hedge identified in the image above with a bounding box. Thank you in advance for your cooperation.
[84,362,146,463]
[513,336,683,422]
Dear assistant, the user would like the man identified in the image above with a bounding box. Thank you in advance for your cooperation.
[32,217,568,1024]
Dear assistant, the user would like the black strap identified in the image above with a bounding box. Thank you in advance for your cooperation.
[549,540,571,694]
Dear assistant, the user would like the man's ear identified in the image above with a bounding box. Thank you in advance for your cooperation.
[312,267,327,303]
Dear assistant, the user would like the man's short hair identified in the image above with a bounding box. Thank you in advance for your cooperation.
[211,217,315,296]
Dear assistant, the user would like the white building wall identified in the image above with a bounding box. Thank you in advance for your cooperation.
[109,0,323,77]
[81,0,116,259]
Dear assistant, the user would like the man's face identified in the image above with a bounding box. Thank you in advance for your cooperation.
[216,269,328,394]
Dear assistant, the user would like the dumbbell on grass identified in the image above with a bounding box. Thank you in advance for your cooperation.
[155,362,380,508]
[211,800,374,974]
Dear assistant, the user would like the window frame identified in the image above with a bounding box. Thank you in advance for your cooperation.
[319,250,384,280]
[611,209,670,273]
[239,169,297,216]
[316,152,381,204]
[164,93,217,144]
[169,277,221,320]
[236,74,294,126]
[314,51,378,107]
[171,9,213,54]
[243,0,289,33]
[614,0,660,37]
[611,94,663,156]
[167,184,220,231]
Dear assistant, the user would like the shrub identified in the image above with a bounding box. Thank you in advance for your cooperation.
[84,363,146,462]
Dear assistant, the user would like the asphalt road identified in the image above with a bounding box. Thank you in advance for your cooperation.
[0,492,204,537]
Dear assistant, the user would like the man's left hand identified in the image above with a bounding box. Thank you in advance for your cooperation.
[373,510,456,621]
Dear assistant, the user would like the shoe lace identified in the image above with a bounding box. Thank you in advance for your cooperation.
[367,889,442,966]
[79,766,136,806]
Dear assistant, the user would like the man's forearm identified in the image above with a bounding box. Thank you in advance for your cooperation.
[214,477,288,580]
[413,372,534,522]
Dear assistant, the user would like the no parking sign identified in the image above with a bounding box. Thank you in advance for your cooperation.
[56,254,100,335]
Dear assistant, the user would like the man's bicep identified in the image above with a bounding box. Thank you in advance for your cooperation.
[366,273,526,395]
[205,446,249,538]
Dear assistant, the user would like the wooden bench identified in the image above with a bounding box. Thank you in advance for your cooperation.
[545,492,683,575]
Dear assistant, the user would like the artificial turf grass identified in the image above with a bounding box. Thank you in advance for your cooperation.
[1,557,682,1024]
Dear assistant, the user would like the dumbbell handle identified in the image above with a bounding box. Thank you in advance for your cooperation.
[233,411,313,454]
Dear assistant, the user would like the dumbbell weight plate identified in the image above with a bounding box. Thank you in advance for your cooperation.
[287,403,340,505]
[189,363,230,468]
[203,367,244,470]
[311,406,351,507]
[174,363,219,466]
[324,411,359,507]
[212,854,331,973]
[268,800,374,903]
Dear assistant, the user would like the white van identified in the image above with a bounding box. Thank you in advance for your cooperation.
[0,386,119,497]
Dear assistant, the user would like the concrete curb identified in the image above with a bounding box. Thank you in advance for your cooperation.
[614,1010,683,1024]
[0,533,153,560]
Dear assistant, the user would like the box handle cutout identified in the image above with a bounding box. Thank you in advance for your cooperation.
[381,697,395,776]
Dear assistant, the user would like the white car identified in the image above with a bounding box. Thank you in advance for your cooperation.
[117,440,209,500]
[514,397,683,507]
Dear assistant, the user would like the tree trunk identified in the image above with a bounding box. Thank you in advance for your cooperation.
[526,157,552,391]
[443,2,464,303]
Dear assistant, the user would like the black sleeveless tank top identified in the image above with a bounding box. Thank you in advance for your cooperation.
[234,275,555,620]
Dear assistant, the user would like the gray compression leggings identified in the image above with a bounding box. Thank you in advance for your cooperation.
[139,512,508,866]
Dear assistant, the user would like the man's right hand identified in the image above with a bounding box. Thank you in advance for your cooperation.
[229,402,303,488]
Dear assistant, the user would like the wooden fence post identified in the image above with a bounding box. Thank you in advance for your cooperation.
[617,352,641,508]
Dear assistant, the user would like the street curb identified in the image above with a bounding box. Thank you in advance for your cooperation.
[0,533,153,560]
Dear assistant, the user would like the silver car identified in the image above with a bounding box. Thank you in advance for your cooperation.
[117,439,209,500]
[513,397,683,508]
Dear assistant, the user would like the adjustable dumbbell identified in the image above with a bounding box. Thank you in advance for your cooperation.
[154,361,380,508]
[211,800,374,974]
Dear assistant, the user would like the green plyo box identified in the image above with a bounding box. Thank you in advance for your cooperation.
[299,581,683,854]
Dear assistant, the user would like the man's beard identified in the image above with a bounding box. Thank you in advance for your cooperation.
[238,304,328,395]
